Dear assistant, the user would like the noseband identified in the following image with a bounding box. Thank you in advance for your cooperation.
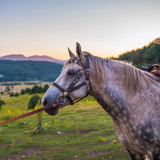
[52,55,91,105]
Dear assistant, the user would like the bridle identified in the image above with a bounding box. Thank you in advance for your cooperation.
[52,55,92,105]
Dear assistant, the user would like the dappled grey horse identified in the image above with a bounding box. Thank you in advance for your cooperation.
[42,43,160,160]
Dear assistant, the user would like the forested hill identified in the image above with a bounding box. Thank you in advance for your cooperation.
[0,60,63,82]
[115,37,160,67]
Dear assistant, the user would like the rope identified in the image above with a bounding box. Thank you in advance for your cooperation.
[0,102,60,125]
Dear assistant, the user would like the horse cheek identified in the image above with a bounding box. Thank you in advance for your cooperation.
[71,87,87,99]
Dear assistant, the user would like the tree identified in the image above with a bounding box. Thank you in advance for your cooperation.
[30,85,39,94]
[116,38,160,67]
[20,89,26,95]
[28,95,44,132]
[14,93,19,97]
[30,85,44,94]
[0,100,5,110]
[28,95,41,110]
[43,84,49,92]
[1,91,4,95]
[0,91,4,100]
[6,86,10,92]
[25,88,31,94]
[10,92,14,97]
[11,86,14,92]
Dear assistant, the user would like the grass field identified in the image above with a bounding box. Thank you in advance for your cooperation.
[0,94,131,160]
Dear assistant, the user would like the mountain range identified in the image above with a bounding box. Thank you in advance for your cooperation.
[0,54,66,64]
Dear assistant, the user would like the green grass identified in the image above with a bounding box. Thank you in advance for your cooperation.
[0,94,131,160]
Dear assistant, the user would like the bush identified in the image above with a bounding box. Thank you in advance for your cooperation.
[20,89,26,95]
[9,92,19,97]
[25,88,31,94]
[14,93,19,97]
[6,86,10,92]
[0,91,4,95]
[0,100,5,110]
[43,84,49,92]
[19,84,49,96]
[28,95,41,110]
[30,85,43,94]
[10,92,14,97]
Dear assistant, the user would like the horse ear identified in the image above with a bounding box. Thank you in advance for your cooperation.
[68,48,75,58]
[76,42,83,60]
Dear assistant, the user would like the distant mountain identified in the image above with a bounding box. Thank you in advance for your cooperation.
[0,60,63,82]
[0,54,66,64]
[0,54,26,61]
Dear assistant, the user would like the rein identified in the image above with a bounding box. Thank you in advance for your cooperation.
[0,102,60,125]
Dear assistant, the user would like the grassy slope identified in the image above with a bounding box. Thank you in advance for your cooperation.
[0,94,130,160]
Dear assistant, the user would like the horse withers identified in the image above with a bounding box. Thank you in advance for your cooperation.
[42,43,160,160]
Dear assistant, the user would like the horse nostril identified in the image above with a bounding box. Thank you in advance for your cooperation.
[43,99,48,107]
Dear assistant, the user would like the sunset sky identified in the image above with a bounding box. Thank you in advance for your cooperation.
[0,0,160,60]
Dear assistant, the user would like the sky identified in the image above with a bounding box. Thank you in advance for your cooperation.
[0,0,160,60]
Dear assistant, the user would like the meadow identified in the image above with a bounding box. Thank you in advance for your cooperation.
[0,93,131,160]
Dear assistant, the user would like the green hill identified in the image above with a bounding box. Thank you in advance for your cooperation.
[0,60,63,82]
[116,37,160,67]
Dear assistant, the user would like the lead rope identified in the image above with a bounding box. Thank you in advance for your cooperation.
[0,102,60,125]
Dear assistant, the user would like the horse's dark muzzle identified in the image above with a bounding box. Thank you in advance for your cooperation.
[45,105,59,116]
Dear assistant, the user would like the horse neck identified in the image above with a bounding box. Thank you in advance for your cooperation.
[89,57,137,116]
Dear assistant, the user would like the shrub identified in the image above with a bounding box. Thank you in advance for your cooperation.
[25,88,31,94]
[28,95,41,110]
[14,93,19,97]
[43,84,49,92]
[30,85,43,94]
[6,86,10,92]
[20,89,26,95]
[0,91,4,95]
[10,92,14,97]
[27,95,44,133]
[0,100,5,110]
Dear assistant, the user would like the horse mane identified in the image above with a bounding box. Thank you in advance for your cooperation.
[83,51,109,85]
[118,61,160,93]
[83,52,160,94]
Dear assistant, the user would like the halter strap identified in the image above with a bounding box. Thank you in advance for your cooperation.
[52,82,74,105]
[52,55,91,105]
[52,82,65,92]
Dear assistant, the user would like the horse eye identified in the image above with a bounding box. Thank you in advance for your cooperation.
[67,70,76,75]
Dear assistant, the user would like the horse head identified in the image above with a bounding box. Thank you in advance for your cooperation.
[41,43,91,115]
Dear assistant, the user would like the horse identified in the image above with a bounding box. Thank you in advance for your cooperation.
[42,43,160,160]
